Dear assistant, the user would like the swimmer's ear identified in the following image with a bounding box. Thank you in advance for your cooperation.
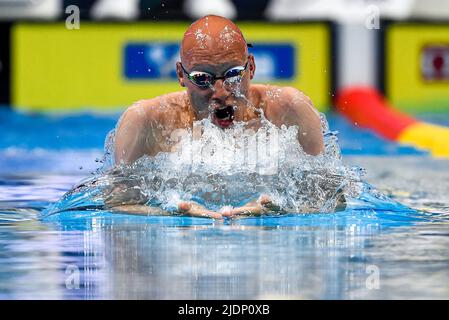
[176,62,186,87]
[248,54,256,80]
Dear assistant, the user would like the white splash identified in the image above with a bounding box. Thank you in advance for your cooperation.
[44,111,364,217]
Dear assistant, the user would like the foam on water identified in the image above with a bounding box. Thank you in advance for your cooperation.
[42,109,392,219]
[40,50,407,219]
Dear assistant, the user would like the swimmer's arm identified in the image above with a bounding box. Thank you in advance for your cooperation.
[108,202,223,219]
[269,87,324,156]
[114,104,153,165]
[178,201,223,219]
[111,204,171,216]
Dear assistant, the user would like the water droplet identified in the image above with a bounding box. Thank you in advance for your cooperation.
[50,112,367,216]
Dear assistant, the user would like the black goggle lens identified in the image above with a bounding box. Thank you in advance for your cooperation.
[184,63,248,88]
[189,72,213,87]
[224,67,245,79]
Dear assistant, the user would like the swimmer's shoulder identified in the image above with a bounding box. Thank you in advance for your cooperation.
[252,84,311,105]
[253,84,319,117]
[123,91,189,125]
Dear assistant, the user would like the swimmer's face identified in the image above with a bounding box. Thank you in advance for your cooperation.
[176,16,255,129]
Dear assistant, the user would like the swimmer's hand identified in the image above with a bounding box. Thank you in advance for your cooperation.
[114,200,266,220]
[221,194,280,218]
[178,201,223,220]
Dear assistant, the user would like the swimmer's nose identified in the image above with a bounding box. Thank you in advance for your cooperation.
[211,79,229,100]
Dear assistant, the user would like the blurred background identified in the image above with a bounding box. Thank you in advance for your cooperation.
[2,1,449,301]
[1,0,449,113]
[1,0,449,172]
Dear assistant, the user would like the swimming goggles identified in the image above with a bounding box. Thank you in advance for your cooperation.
[180,60,249,88]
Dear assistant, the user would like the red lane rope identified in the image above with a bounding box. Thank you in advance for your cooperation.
[335,87,417,140]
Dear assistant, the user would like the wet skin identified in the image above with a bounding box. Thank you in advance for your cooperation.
[112,15,324,219]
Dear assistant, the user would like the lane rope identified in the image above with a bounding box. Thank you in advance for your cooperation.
[335,86,449,159]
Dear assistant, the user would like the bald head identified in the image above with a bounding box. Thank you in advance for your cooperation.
[180,15,248,67]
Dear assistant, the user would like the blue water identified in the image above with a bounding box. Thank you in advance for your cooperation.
[0,107,426,154]
[1,107,449,299]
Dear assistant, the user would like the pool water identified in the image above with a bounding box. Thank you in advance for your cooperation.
[1,108,449,299]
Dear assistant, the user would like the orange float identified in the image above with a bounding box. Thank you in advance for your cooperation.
[335,87,449,158]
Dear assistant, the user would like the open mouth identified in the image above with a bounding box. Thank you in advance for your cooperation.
[213,105,235,128]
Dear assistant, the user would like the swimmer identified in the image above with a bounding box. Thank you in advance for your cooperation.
[110,15,325,219]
